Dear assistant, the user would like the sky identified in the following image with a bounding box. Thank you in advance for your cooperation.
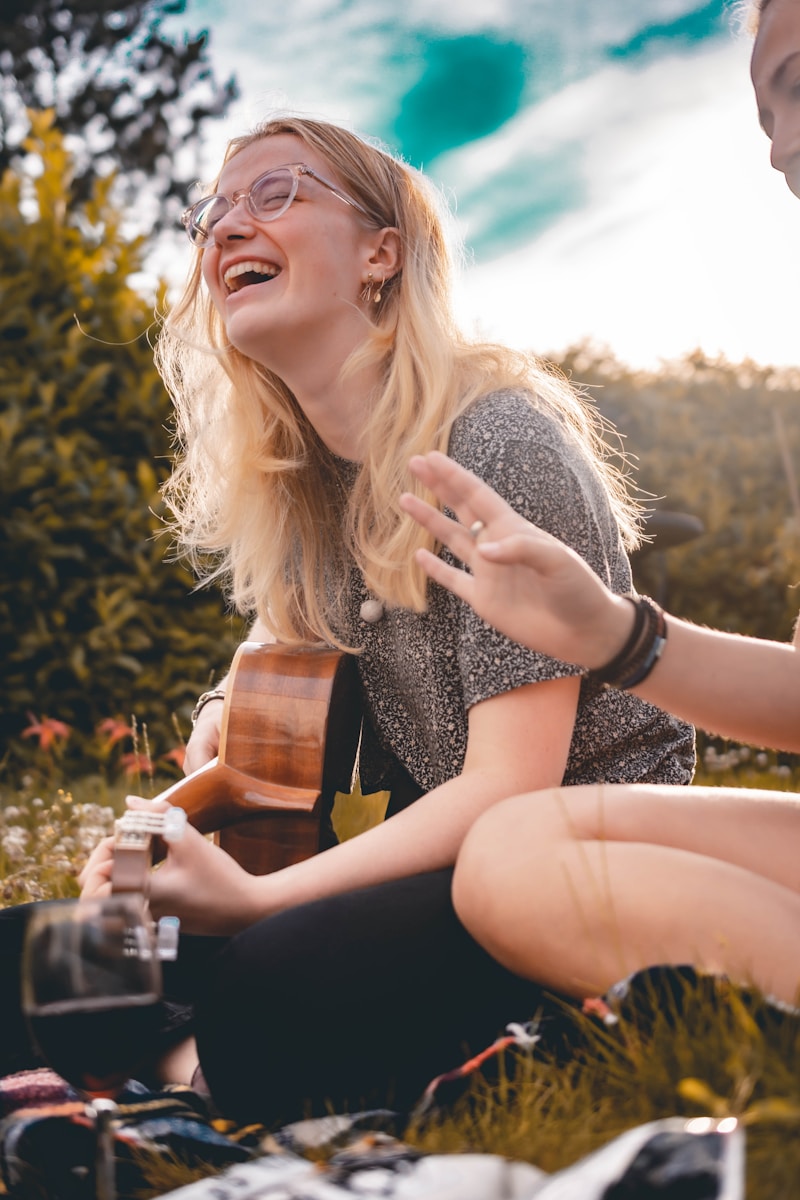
[155,0,798,371]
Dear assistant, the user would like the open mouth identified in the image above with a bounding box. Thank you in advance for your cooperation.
[223,261,281,293]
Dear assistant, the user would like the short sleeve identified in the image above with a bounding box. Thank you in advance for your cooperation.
[445,391,631,712]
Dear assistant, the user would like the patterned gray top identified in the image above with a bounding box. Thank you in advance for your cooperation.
[332,390,695,795]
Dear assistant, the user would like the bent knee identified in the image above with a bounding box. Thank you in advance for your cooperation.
[452,787,567,940]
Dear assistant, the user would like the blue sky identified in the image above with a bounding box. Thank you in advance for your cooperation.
[154,0,797,369]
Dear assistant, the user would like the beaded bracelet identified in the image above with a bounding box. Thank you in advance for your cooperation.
[190,687,227,726]
[587,595,667,691]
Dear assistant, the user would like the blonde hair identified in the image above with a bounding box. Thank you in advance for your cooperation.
[734,0,772,35]
[157,114,641,649]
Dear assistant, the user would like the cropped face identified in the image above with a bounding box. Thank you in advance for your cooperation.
[751,0,800,197]
[197,133,385,369]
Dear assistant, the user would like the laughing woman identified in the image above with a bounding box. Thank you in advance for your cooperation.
[67,116,693,1121]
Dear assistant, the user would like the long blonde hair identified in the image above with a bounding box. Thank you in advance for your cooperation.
[157,114,641,649]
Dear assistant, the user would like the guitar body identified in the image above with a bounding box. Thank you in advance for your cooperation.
[112,643,362,891]
[212,642,362,874]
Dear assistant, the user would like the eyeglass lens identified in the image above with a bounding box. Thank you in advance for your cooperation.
[189,168,298,243]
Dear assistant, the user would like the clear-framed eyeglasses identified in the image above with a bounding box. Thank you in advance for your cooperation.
[181,162,374,247]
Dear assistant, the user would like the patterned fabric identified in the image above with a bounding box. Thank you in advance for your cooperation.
[333,390,695,794]
[0,1075,255,1198]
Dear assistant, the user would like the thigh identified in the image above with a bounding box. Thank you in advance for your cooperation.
[558,783,800,893]
[193,869,549,1125]
[479,785,800,895]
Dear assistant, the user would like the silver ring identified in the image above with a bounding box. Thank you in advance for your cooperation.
[469,520,485,539]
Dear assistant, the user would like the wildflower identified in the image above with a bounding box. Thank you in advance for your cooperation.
[2,828,29,861]
[21,714,71,752]
[160,746,186,772]
[121,751,154,777]
[97,717,134,748]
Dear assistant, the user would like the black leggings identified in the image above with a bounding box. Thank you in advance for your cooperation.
[0,871,547,1126]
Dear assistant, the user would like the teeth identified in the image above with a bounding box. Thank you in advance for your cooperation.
[223,260,280,290]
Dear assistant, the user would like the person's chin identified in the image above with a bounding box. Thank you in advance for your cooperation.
[225,300,277,351]
[787,173,800,201]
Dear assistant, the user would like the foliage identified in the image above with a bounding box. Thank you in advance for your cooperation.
[0,0,237,231]
[0,113,244,775]
[558,344,800,644]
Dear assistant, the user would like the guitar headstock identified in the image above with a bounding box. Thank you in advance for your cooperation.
[111,808,186,961]
[111,807,187,901]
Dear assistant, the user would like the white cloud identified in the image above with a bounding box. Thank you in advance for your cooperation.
[454,39,798,367]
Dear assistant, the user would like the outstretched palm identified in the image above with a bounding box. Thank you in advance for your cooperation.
[402,452,628,668]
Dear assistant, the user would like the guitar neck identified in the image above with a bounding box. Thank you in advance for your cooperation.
[155,758,322,834]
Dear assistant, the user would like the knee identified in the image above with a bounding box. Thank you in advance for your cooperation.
[452,787,567,947]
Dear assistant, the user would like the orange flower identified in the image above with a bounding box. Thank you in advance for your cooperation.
[21,713,71,752]
[120,752,153,777]
[96,717,134,748]
[160,746,186,771]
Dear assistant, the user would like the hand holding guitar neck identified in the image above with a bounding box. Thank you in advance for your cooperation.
[110,805,187,960]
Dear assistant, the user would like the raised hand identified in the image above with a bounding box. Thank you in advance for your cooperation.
[401,451,633,669]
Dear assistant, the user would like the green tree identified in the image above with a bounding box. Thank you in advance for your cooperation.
[559,345,800,642]
[0,0,237,231]
[0,112,243,773]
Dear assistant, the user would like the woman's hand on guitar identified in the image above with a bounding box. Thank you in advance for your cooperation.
[124,797,265,936]
[77,836,116,899]
[184,701,224,775]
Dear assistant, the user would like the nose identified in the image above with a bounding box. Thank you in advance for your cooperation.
[769,116,800,197]
[211,195,256,242]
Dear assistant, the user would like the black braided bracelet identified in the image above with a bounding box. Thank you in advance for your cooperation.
[587,596,646,685]
[587,595,667,691]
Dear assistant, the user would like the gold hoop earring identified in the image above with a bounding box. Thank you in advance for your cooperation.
[373,277,383,304]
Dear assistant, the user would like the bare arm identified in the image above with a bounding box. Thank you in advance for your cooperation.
[90,673,580,934]
[401,450,800,753]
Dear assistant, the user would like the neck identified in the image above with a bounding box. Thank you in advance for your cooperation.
[284,357,380,461]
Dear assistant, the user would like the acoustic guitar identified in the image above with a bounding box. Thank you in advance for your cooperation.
[111,641,362,897]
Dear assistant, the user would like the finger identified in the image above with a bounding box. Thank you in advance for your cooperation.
[414,548,476,604]
[478,529,578,572]
[126,794,169,812]
[77,836,114,887]
[79,856,114,897]
[409,452,510,525]
[399,491,473,552]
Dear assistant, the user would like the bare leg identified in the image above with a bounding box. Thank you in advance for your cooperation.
[452,784,800,1005]
[153,1036,199,1086]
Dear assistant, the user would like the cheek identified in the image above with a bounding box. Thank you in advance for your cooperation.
[200,253,225,306]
